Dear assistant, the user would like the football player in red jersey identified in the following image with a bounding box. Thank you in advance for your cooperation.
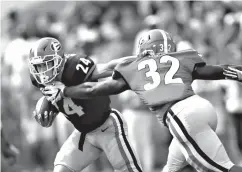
[49,29,242,172]
[28,37,142,172]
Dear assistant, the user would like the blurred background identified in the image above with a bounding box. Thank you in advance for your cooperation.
[1,1,242,172]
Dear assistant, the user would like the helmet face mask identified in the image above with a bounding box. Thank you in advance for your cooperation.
[29,37,64,85]
[29,54,63,84]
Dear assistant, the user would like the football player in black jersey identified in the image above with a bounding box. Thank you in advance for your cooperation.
[29,37,142,172]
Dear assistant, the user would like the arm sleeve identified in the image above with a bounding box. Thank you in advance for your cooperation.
[192,64,242,80]
[113,59,135,88]
[192,65,226,80]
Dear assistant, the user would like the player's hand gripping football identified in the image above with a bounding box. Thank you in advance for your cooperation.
[42,82,66,104]
[33,110,57,127]
[223,66,242,82]
[34,97,58,127]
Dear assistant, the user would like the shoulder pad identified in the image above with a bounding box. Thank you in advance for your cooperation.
[169,49,199,57]
[115,57,135,70]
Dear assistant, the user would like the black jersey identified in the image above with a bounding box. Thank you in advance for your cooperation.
[31,54,111,133]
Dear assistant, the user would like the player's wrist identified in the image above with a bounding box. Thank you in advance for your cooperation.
[62,86,67,98]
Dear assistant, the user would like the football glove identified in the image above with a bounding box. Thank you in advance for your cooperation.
[33,110,57,127]
[42,82,66,104]
[223,66,242,82]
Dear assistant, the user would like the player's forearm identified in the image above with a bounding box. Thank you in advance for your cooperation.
[64,79,127,99]
[64,82,111,99]
[91,56,136,80]
[91,79,128,96]
[63,83,95,99]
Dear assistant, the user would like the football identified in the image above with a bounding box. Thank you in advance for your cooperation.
[36,96,58,115]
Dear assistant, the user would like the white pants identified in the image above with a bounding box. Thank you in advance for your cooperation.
[54,109,142,172]
[162,95,234,172]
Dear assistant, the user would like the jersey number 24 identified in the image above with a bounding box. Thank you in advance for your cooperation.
[138,55,183,91]
[54,98,84,117]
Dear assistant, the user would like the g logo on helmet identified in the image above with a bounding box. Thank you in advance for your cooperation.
[139,37,145,46]
[138,33,149,47]
[51,41,61,52]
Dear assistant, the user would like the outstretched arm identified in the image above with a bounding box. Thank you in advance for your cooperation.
[90,56,136,80]
[43,64,131,102]
[63,77,129,99]
[193,64,242,81]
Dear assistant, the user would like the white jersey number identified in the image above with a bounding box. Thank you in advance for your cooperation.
[138,55,183,91]
[76,58,91,74]
[63,98,84,117]
[160,56,183,84]
[138,59,161,90]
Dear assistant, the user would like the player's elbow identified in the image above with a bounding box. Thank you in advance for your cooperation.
[66,83,99,99]
[85,87,95,97]
[83,83,99,97]
[86,84,108,97]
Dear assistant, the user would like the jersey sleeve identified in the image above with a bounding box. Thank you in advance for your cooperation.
[72,55,96,82]
[61,54,96,85]
[113,58,135,86]
[75,55,96,81]
[181,50,206,72]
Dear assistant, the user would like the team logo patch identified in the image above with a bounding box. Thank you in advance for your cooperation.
[50,41,61,51]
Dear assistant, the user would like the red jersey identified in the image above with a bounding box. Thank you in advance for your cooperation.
[31,54,111,132]
[114,50,205,120]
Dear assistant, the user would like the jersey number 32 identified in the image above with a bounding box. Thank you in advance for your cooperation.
[138,55,183,91]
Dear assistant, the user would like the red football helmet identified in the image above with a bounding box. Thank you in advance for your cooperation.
[29,37,65,84]
[137,29,176,56]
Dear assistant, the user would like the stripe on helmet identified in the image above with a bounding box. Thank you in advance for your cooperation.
[33,39,42,57]
[159,30,168,53]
